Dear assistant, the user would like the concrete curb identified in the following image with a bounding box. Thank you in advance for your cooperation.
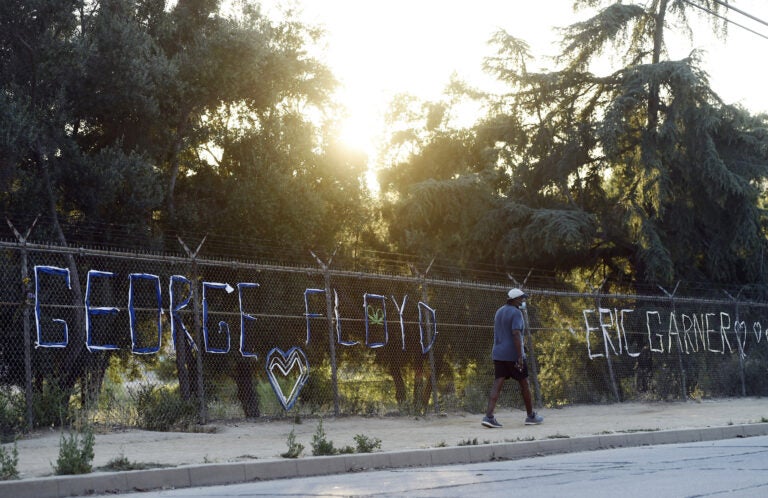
[3,423,767,498]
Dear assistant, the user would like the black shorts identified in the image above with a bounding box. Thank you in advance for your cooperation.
[494,360,528,381]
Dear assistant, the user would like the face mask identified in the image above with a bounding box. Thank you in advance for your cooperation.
[520,301,527,310]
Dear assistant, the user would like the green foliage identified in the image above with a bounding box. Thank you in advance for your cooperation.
[0,388,24,443]
[379,0,768,291]
[100,454,163,472]
[0,0,368,302]
[459,366,491,414]
[299,430,381,455]
[95,362,137,428]
[54,427,95,475]
[280,427,304,459]
[536,326,607,405]
[32,381,72,429]
[101,455,134,471]
[339,382,386,416]
[154,355,181,382]
[131,384,197,432]
[297,364,333,413]
[457,437,479,446]
[353,434,382,453]
[0,441,19,480]
[311,418,336,456]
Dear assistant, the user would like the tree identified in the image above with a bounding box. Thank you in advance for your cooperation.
[0,0,166,415]
[0,0,369,421]
[379,0,768,293]
[377,88,499,267]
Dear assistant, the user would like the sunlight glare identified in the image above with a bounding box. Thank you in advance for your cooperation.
[262,0,768,177]
[338,111,377,156]
[365,168,380,196]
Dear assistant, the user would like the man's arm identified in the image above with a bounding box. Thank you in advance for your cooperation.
[512,329,524,367]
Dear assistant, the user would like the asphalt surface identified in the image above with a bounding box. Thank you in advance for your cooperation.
[94,435,768,497]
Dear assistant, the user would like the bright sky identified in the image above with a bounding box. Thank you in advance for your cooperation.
[261,0,768,157]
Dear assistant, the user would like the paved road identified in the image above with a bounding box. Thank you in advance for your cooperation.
[96,435,768,497]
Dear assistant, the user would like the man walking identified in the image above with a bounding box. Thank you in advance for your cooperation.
[482,288,543,428]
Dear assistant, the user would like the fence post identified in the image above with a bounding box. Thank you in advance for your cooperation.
[659,283,687,400]
[520,303,542,409]
[724,289,747,397]
[311,250,340,416]
[7,216,39,431]
[179,236,208,424]
[593,283,620,402]
[413,260,439,414]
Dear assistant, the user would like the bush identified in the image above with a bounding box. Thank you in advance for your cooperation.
[353,434,382,453]
[0,442,19,480]
[0,388,24,443]
[280,427,304,458]
[33,381,71,428]
[99,454,163,472]
[132,384,197,431]
[54,426,95,475]
[310,419,336,456]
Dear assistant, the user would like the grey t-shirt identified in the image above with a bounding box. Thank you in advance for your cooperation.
[492,303,525,361]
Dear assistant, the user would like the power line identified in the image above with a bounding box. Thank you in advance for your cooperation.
[711,0,768,29]
[681,0,768,41]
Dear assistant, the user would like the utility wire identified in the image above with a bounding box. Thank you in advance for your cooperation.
[711,0,768,28]
[681,0,768,41]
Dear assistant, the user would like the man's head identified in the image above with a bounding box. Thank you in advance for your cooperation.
[507,288,527,304]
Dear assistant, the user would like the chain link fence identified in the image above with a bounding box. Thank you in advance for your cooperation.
[1,239,767,440]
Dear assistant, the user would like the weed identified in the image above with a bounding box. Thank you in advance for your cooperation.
[457,437,479,446]
[354,434,382,453]
[0,442,19,480]
[546,434,570,439]
[103,455,132,471]
[311,419,336,456]
[54,426,95,475]
[100,454,163,472]
[505,436,535,442]
[281,427,304,458]
[305,424,382,456]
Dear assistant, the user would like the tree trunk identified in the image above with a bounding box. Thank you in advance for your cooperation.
[166,115,190,223]
[174,335,193,401]
[38,147,91,417]
[647,0,668,131]
[234,359,260,418]
[412,358,433,414]
[387,364,407,408]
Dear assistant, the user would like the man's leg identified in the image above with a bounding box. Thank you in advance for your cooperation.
[486,377,505,417]
[518,378,533,416]
[519,378,543,424]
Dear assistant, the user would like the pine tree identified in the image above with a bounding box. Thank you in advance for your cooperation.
[381,0,768,292]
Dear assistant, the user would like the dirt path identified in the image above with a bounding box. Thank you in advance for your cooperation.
[7,397,767,480]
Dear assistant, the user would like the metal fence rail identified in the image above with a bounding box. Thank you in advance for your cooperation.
[0,240,766,438]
